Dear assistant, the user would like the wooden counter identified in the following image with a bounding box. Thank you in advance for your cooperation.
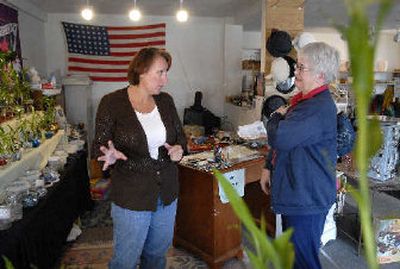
[173,157,274,269]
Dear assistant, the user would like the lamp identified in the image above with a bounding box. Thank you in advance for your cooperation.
[129,0,142,21]
[81,0,94,21]
[176,0,188,22]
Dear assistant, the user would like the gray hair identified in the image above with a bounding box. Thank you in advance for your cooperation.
[300,42,340,84]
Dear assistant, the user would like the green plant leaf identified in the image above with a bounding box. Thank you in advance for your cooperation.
[354,116,382,161]
[272,229,295,269]
[367,117,382,158]
[341,1,393,269]
[2,256,14,269]
[213,169,294,269]
[213,170,258,232]
[246,249,266,269]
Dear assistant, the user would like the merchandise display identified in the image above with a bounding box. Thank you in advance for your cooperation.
[0,150,92,269]
[0,119,88,232]
[368,118,400,181]
[180,145,262,172]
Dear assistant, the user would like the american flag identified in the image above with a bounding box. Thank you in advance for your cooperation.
[62,22,166,82]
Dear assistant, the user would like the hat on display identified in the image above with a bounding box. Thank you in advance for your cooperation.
[270,55,296,94]
[266,30,292,57]
[292,32,316,52]
[270,57,290,83]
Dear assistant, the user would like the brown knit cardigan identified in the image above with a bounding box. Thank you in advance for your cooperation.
[92,88,187,211]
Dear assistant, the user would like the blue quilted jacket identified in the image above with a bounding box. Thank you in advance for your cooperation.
[267,89,337,215]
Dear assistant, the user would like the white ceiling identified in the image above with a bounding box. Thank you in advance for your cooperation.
[25,0,400,31]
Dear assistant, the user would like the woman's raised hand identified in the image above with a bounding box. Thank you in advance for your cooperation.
[164,143,184,162]
[98,140,128,170]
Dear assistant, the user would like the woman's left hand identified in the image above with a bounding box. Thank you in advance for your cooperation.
[164,143,184,162]
[275,105,289,116]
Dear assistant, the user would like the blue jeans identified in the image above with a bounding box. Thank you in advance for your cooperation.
[109,198,177,269]
[282,212,327,269]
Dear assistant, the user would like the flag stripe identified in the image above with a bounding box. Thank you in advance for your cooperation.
[108,29,164,36]
[69,63,129,70]
[109,46,164,53]
[91,76,128,82]
[63,22,166,82]
[108,32,165,40]
[68,57,131,65]
[109,36,164,44]
[107,23,166,31]
[110,40,165,48]
[69,71,126,78]
[110,51,140,57]
[69,66,127,73]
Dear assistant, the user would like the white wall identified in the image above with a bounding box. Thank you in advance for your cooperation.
[2,0,47,74]
[242,27,400,72]
[44,13,234,121]
[306,28,349,64]
[223,24,243,128]
[306,27,400,71]
[18,11,47,74]
[242,31,261,49]
[376,30,400,72]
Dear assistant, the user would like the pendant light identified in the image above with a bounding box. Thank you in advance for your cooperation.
[176,0,188,22]
[81,0,94,21]
[129,0,142,21]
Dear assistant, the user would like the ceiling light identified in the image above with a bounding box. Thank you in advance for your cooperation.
[81,7,93,20]
[129,0,141,21]
[81,0,93,21]
[176,9,188,22]
[176,0,189,22]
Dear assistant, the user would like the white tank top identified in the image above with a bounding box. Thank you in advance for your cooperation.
[135,106,166,159]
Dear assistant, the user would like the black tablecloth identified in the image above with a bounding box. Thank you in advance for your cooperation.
[0,150,93,269]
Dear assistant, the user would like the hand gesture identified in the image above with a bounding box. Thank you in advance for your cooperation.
[275,105,289,116]
[97,140,128,171]
[260,168,271,195]
[164,143,184,162]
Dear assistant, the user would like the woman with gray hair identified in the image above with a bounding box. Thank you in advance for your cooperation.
[260,42,339,269]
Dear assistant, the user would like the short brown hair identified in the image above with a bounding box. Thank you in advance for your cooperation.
[127,47,172,85]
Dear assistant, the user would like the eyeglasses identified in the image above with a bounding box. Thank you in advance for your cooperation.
[294,63,312,72]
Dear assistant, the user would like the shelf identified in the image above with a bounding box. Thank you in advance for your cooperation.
[31,88,62,96]
[242,60,260,71]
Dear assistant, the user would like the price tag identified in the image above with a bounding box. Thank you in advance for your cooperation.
[218,169,245,204]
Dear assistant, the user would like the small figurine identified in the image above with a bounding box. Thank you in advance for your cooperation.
[28,67,41,85]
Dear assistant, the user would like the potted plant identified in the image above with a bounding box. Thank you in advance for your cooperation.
[28,111,42,147]
[0,127,8,167]
[5,124,23,161]
[41,96,58,137]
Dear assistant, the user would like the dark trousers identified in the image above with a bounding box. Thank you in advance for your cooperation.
[282,212,327,269]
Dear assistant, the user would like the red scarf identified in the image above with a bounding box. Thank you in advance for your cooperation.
[290,84,329,108]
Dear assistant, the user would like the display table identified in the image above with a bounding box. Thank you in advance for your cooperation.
[0,130,64,201]
[0,150,92,269]
[174,157,274,269]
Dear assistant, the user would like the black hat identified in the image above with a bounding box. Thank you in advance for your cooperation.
[266,30,292,57]
[261,95,287,120]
